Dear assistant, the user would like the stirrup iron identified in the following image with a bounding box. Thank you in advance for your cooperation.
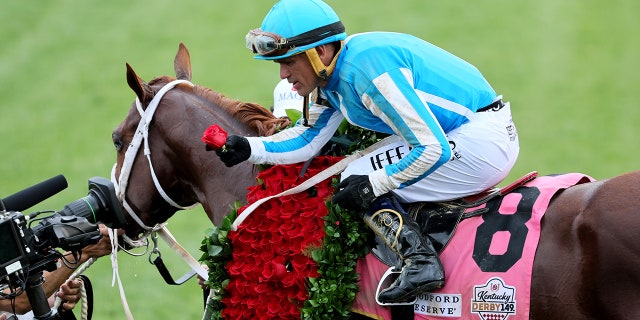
[375,266,417,306]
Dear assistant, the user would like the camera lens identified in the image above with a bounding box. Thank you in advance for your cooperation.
[57,177,126,228]
[57,194,101,223]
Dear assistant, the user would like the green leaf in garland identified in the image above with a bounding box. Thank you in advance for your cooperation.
[207,244,223,257]
[285,108,303,124]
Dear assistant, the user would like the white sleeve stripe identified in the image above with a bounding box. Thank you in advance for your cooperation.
[363,71,451,193]
[399,68,475,119]
[370,71,443,148]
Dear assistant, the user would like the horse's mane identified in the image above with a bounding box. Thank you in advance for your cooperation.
[151,76,291,136]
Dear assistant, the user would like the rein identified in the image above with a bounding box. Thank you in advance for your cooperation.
[108,79,209,319]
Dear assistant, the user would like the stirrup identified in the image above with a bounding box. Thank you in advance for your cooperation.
[375,266,417,306]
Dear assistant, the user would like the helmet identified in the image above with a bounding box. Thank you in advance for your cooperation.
[272,79,303,117]
[251,0,347,60]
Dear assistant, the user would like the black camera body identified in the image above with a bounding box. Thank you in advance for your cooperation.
[0,211,101,281]
[0,175,125,319]
[0,212,31,280]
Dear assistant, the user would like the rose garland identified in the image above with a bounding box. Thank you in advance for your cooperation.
[200,157,370,319]
[200,114,381,319]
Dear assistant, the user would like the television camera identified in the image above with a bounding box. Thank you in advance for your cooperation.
[0,175,125,319]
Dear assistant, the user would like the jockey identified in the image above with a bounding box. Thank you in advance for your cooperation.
[215,0,519,303]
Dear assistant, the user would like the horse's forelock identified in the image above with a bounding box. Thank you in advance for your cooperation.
[148,75,174,86]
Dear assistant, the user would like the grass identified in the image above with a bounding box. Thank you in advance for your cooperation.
[1,0,639,319]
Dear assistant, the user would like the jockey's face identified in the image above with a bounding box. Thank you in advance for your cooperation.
[276,45,333,97]
[276,53,319,97]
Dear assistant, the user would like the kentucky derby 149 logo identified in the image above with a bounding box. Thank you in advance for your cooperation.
[471,277,517,320]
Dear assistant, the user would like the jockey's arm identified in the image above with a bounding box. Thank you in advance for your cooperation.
[363,72,452,197]
[246,103,344,164]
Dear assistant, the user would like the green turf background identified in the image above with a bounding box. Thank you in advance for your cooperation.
[1,0,638,319]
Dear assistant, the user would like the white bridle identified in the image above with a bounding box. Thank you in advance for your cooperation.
[106,79,209,320]
[110,79,198,247]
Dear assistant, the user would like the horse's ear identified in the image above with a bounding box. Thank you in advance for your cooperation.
[174,42,192,81]
[126,62,154,107]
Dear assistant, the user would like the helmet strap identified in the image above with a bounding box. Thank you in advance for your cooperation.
[304,41,343,81]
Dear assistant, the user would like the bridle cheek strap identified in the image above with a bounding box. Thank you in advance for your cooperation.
[106,80,208,320]
[112,79,197,238]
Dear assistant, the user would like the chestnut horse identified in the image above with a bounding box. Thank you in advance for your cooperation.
[111,43,640,319]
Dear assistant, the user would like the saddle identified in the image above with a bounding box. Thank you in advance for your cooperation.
[371,171,538,267]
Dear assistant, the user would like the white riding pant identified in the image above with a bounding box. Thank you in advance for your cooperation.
[341,103,519,203]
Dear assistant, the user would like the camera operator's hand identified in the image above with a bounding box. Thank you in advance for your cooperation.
[56,279,82,311]
[76,224,118,263]
[0,225,122,315]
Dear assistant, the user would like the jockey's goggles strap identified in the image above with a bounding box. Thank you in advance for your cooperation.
[246,21,345,57]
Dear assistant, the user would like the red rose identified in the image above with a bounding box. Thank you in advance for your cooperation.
[201,124,228,150]
[220,157,346,318]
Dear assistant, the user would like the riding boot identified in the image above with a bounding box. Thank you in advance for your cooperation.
[363,196,445,303]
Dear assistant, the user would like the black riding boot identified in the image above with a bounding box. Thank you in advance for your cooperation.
[364,197,445,303]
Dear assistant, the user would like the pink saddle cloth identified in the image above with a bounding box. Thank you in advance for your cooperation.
[351,173,594,320]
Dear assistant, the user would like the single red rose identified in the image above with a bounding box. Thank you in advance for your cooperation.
[201,124,228,150]
[266,300,283,314]
[272,259,288,279]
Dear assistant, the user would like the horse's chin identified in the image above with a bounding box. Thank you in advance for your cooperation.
[118,230,147,251]
[126,228,145,240]
[118,235,135,251]
[119,225,146,244]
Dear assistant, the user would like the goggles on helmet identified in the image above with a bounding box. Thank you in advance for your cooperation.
[245,21,345,57]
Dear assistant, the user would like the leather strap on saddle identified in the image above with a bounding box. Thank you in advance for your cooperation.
[371,171,538,267]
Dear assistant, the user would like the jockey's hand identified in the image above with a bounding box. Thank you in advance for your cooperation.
[333,175,377,211]
[215,135,251,167]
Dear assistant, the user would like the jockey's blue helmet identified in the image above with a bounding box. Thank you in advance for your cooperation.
[246,0,347,61]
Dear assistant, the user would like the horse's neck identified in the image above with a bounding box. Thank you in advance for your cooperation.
[157,85,290,224]
[159,97,258,225]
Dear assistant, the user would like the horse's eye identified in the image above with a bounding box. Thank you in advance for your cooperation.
[112,132,124,152]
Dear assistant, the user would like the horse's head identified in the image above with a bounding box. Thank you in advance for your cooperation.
[111,43,289,241]
[110,43,197,241]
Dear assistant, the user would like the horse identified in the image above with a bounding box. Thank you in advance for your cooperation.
[111,43,640,319]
